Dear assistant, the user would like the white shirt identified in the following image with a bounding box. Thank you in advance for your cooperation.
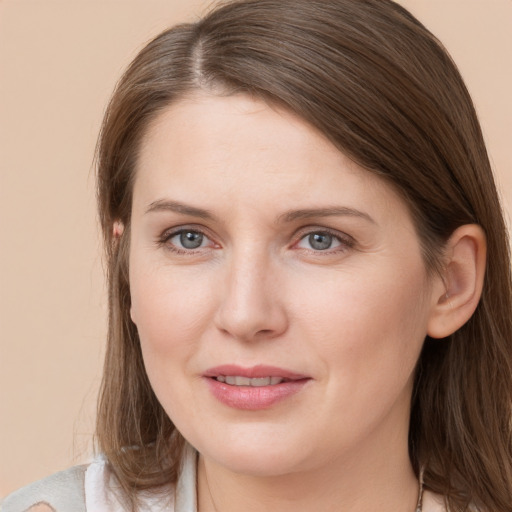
[85,444,197,512]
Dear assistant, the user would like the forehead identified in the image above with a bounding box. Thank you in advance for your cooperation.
[138,92,348,172]
[133,93,412,228]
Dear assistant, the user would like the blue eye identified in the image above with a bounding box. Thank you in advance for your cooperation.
[297,232,343,251]
[169,230,209,250]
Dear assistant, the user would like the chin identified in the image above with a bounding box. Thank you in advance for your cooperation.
[212,449,306,477]
[189,428,316,477]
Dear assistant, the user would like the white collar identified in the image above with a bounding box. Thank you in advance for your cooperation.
[84,444,197,512]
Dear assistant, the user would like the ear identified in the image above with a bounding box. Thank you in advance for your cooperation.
[113,220,125,238]
[112,219,135,322]
[427,224,486,339]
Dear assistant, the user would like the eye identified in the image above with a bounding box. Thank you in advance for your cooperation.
[296,231,346,252]
[173,230,207,249]
[160,228,214,252]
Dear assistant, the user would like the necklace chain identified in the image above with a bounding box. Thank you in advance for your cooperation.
[416,468,425,512]
[203,461,220,512]
[204,467,424,512]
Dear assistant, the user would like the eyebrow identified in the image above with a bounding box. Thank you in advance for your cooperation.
[145,199,216,220]
[277,207,376,225]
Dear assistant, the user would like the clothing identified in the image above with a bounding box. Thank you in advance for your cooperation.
[0,465,87,512]
[2,446,447,511]
[0,445,197,512]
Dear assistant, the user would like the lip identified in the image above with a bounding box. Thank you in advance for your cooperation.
[203,364,311,410]
[203,364,308,380]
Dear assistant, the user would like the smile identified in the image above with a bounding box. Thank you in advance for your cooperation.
[204,365,311,410]
[215,376,286,386]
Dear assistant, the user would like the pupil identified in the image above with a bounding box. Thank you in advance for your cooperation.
[180,231,203,249]
[309,233,332,250]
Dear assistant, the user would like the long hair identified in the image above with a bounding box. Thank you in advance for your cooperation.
[95,1,512,510]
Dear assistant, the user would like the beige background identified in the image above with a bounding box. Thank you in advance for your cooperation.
[0,0,511,498]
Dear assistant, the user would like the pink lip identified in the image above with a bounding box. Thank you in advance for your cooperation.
[203,364,311,410]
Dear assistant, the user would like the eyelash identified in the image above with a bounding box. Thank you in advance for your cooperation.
[293,227,354,254]
[157,226,354,256]
[157,226,217,255]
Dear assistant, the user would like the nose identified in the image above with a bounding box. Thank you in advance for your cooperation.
[214,251,289,342]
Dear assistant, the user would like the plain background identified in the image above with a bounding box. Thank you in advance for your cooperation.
[1,0,511,498]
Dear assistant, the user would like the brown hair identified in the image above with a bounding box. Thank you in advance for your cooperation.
[96,1,512,510]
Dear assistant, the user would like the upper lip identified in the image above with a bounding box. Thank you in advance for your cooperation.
[203,364,309,381]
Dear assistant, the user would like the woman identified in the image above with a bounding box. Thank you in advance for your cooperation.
[3,0,511,511]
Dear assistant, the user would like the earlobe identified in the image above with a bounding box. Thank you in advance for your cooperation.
[113,220,125,238]
[427,224,486,339]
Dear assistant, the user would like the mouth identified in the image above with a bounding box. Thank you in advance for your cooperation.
[203,365,311,410]
[214,375,289,386]
[203,364,308,383]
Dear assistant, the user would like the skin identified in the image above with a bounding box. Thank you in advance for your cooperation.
[128,93,484,512]
[26,505,55,512]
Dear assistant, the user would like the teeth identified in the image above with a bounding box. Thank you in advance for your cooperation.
[229,376,250,386]
[250,377,272,387]
[215,376,285,386]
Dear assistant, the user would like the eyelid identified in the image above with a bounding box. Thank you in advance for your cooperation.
[292,226,355,252]
[157,224,219,252]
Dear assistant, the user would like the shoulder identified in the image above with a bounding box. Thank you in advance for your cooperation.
[1,465,87,512]
[1,445,197,512]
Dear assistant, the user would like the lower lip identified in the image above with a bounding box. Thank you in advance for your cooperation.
[205,378,310,410]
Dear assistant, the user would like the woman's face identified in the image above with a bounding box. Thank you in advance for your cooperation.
[129,93,439,476]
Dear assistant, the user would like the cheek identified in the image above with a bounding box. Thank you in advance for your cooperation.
[129,262,215,360]
[294,258,431,389]
[129,264,218,426]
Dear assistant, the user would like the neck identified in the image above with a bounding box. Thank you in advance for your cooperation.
[197,415,419,512]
